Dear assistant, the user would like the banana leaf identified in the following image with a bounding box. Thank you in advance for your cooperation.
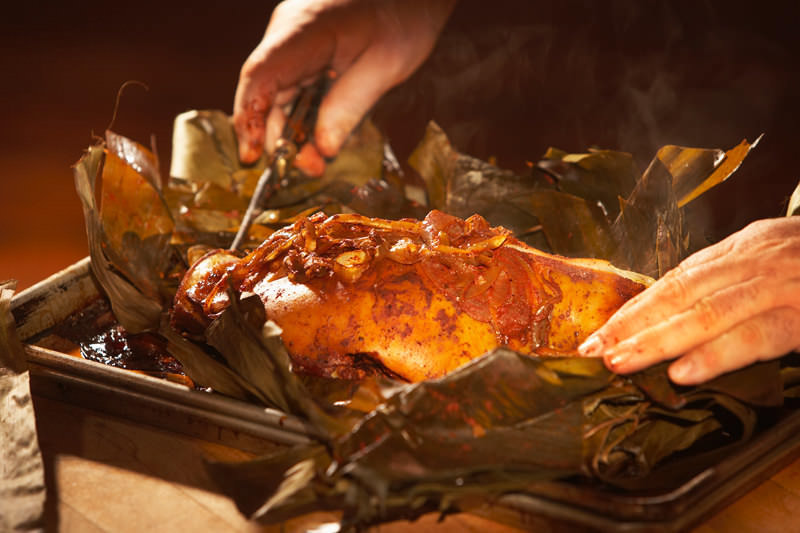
[676,137,761,208]
[72,118,791,531]
[407,121,758,274]
[537,147,638,219]
[610,139,759,278]
[408,121,546,238]
[170,109,265,190]
[168,112,424,249]
[208,350,786,528]
[788,179,800,216]
[74,144,167,333]
[513,189,616,258]
[611,152,684,278]
[782,354,800,398]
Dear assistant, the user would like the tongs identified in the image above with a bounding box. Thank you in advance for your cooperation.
[230,77,328,251]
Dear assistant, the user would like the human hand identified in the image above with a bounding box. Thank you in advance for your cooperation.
[578,217,800,385]
[233,0,456,176]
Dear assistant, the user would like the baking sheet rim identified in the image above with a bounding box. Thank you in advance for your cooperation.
[12,258,800,531]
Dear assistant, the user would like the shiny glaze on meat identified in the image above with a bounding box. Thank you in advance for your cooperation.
[171,211,650,382]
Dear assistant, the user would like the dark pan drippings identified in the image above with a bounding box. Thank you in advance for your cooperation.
[40,298,190,384]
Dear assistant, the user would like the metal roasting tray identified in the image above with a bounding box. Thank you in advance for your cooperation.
[13,258,800,532]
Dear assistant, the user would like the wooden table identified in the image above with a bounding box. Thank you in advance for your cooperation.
[32,395,521,533]
[31,391,800,533]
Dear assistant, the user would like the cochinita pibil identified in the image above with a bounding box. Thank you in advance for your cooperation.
[171,210,651,382]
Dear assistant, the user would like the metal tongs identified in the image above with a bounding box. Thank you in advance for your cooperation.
[230,77,328,251]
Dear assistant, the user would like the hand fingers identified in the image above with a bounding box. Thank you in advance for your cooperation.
[294,143,326,177]
[578,253,742,357]
[580,222,800,357]
[311,0,457,157]
[233,10,338,163]
[594,238,745,340]
[262,86,326,176]
[264,104,286,157]
[314,44,417,158]
[602,275,799,374]
[668,306,800,385]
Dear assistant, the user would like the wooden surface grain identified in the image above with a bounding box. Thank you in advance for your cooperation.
[31,392,800,533]
[32,395,529,533]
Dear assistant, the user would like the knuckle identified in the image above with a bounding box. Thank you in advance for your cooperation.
[742,218,774,238]
[771,307,800,353]
[735,217,800,254]
[738,320,765,349]
[661,266,694,305]
[775,239,800,268]
[736,280,763,307]
[270,1,303,22]
[692,296,725,330]
[747,218,771,232]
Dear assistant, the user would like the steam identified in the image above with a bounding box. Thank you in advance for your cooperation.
[372,1,797,236]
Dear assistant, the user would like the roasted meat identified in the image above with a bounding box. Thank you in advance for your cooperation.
[171,210,651,382]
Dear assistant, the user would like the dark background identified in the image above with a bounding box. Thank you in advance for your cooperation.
[2,0,798,289]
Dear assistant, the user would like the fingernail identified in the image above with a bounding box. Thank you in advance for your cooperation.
[295,146,325,177]
[238,142,261,164]
[669,359,693,383]
[578,334,605,357]
[316,131,337,158]
[317,124,350,158]
[606,350,631,370]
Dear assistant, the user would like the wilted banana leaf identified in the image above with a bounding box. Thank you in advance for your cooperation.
[211,351,607,526]
[788,180,800,217]
[208,349,789,528]
[408,123,748,268]
[513,189,616,258]
[74,144,166,333]
[409,124,759,275]
[537,147,639,219]
[409,121,544,238]
[170,109,266,190]
[646,145,724,210]
[205,292,351,435]
[332,351,609,481]
[101,133,178,303]
[676,137,761,207]
[584,361,783,489]
[159,321,261,403]
[73,117,783,531]
[169,112,424,249]
[320,118,385,189]
[611,152,684,278]
[611,138,760,278]
[782,354,800,398]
